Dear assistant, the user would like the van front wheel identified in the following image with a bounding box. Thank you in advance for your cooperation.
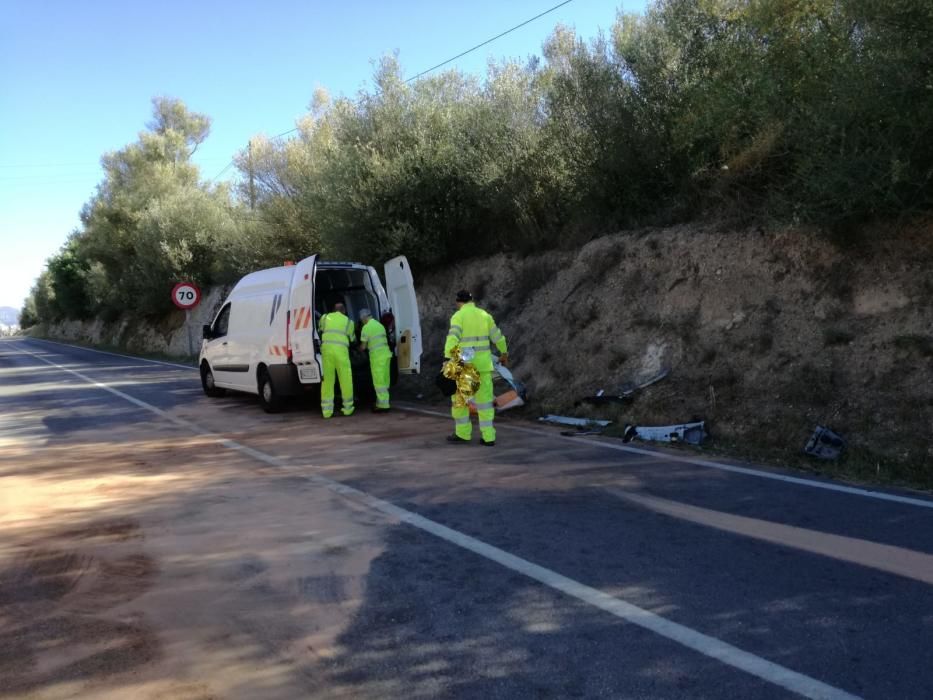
[258,368,283,413]
[201,363,226,398]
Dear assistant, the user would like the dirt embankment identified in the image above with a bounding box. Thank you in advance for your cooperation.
[36,221,932,483]
[411,222,933,484]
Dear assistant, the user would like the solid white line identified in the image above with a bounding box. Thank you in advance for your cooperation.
[15,340,860,700]
[25,338,933,511]
[398,406,933,511]
[25,337,196,370]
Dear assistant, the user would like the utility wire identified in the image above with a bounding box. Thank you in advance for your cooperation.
[405,0,575,82]
[212,0,576,182]
[210,160,237,182]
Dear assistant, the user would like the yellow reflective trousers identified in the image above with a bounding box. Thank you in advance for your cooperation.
[451,372,495,442]
[319,312,355,418]
[360,318,391,409]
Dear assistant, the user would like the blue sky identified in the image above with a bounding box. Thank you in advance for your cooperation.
[0,0,645,310]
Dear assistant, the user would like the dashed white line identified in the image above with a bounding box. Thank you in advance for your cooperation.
[15,341,861,700]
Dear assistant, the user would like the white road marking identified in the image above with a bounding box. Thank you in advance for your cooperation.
[400,406,933,511]
[15,340,860,700]
[17,338,933,510]
[23,336,196,370]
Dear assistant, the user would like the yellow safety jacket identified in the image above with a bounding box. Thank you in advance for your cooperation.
[360,318,391,359]
[444,302,507,373]
[318,311,355,352]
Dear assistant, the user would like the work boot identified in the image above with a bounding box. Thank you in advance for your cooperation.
[446,434,470,444]
[481,440,496,447]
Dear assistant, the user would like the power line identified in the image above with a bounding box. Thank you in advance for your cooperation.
[212,0,577,183]
[210,159,237,183]
[405,0,575,83]
[209,126,303,183]
[258,1,578,138]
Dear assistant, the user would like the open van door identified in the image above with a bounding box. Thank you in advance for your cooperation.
[289,254,322,383]
[384,255,422,374]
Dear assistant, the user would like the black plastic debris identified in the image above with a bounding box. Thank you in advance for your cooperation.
[578,368,670,406]
[804,426,846,460]
[560,428,606,437]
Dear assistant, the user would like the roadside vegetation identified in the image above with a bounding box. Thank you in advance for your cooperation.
[20,0,933,325]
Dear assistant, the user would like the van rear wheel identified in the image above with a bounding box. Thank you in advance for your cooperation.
[201,363,226,398]
[258,367,283,413]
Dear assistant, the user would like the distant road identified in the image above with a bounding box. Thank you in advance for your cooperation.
[2,337,932,699]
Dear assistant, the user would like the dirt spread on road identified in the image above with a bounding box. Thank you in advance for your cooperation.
[0,425,389,699]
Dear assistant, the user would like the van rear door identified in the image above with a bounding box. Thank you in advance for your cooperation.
[288,255,322,383]
[384,256,422,374]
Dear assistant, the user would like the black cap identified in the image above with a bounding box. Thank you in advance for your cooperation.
[455,289,473,302]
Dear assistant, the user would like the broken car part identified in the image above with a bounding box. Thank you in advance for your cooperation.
[578,368,670,405]
[804,426,846,461]
[539,415,612,428]
[622,420,707,445]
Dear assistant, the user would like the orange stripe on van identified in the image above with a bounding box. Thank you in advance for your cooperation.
[302,311,312,329]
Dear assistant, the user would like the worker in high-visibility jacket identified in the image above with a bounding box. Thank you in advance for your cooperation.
[318,302,355,418]
[358,308,392,412]
[444,289,509,446]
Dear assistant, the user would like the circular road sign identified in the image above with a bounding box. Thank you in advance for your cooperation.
[171,281,201,310]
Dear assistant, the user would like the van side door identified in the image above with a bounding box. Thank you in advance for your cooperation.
[384,256,422,374]
[288,254,323,384]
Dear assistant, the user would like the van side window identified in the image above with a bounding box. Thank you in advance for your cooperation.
[213,304,231,338]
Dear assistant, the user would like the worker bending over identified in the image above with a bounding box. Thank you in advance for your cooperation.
[444,289,509,446]
[358,308,392,412]
[319,302,355,418]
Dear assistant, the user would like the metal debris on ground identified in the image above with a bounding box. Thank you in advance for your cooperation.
[539,415,612,428]
[804,426,846,460]
[464,358,528,415]
[578,368,670,405]
[494,389,524,412]
[493,357,527,399]
[468,388,525,415]
[560,428,606,437]
[622,420,707,445]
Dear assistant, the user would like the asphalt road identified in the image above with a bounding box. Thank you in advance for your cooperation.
[2,337,932,699]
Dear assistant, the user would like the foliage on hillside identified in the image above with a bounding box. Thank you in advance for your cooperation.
[20,97,273,324]
[22,0,933,324]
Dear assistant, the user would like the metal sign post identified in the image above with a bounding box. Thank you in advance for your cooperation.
[171,282,202,358]
[185,309,193,356]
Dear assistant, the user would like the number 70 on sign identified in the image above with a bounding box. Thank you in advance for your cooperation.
[172,282,201,310]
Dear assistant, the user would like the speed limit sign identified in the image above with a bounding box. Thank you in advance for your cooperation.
[171,282,201,310]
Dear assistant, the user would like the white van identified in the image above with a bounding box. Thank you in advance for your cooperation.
[198,254,421,412]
